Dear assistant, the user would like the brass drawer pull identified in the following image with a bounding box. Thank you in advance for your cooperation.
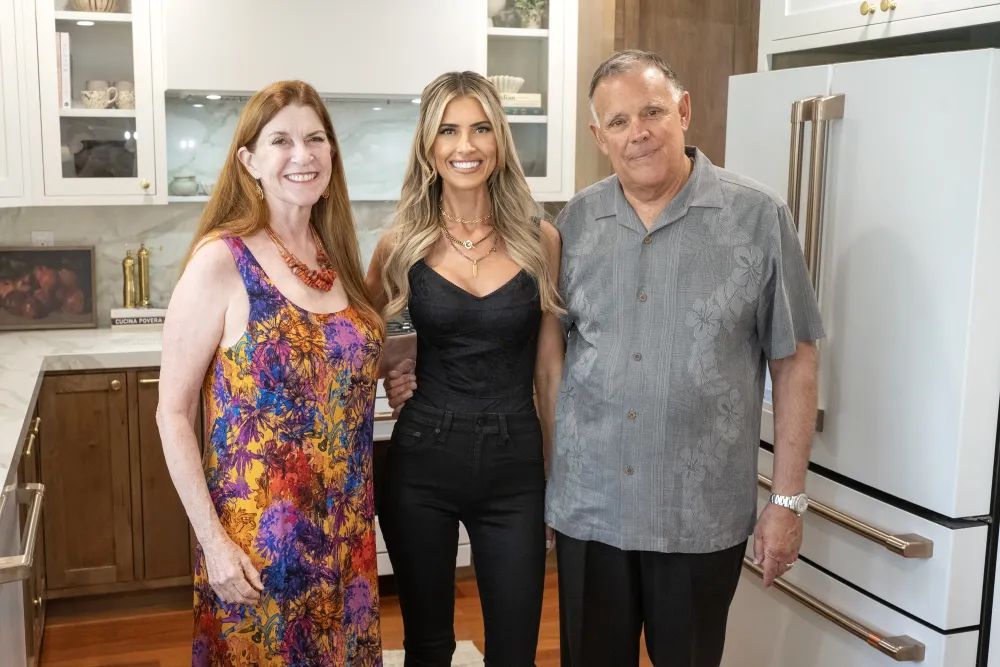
[743,558,925,661]
[758,474,933,558]
[374,411,396,422]
[0,483,46,585]
[138,377,160,385]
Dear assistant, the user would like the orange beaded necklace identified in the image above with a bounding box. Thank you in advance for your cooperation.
[265,226,338,292]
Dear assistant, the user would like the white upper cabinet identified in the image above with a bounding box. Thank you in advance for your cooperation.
[163,0,487,96]
[760,0,1000,67]
[0,0,26,204]
[31,0,160,201]
[486,0,577,201]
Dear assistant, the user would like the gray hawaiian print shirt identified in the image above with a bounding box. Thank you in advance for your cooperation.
[545,148,825,553]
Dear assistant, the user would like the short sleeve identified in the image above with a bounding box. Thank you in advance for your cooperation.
[756,203,825,359]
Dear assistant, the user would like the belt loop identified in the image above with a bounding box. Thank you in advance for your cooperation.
[436,410,453,443]
[498,414,510,447]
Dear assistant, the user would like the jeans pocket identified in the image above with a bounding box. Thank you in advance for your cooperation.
[390,424,434,452]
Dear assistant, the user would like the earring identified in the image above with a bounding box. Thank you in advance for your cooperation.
[321,186,330,200]
[254,180,264,201]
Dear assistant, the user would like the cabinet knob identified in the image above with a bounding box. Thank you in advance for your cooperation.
[110,379,122,391]
[860,1,876,14]
[880,0,896,9]
[33,596,42,609]
[139,178,151,190]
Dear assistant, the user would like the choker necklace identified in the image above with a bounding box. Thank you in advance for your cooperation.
[439,203,493,227]
[441,226,495,251]
[265,226,338,292]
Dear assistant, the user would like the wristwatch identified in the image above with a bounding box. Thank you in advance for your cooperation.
[769,492,809,517]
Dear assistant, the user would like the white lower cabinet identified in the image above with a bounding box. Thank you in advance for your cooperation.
[722,556,979,667]
[374,517,471,577]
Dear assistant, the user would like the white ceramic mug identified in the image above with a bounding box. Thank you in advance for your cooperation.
[81,87,118,109]
[114,80,134,92]
[84,79,110,91]
[116,90,135,109]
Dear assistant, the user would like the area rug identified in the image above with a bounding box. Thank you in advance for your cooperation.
[383,640,485,666]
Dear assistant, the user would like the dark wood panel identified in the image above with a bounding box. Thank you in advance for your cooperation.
[39,372,133,590]
[134,371,193,582]
[614,0,760,166]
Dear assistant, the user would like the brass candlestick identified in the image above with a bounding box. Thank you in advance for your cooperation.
[122,249,137,308]
[137,243,151,307]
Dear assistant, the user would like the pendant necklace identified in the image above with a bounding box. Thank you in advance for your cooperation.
[444,233,499,278]
[265,226,338,291]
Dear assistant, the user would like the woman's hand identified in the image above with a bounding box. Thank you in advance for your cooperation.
[203,535,264,605]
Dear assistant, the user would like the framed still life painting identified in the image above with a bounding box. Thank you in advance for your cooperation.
[0,246,97,331]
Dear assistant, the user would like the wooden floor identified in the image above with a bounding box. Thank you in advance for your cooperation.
[39,567,654,666]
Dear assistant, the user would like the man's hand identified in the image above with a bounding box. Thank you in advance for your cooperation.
[385,358,416,415]
[753,503,802,587]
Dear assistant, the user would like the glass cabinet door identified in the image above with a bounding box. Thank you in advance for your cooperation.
[486,0,568,200]
[0,0,24,201]
[35,0,156,197]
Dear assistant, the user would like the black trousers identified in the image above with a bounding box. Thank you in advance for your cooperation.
[379,401,547,667]
[556,532,746,667]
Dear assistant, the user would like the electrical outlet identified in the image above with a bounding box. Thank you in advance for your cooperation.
[31,231,54,247]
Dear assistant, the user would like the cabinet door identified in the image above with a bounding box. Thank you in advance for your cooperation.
[34,0,157,198]
[39,372,133,590]
[134,370,192,581]
[766,0,1000,41]
[0,0,25,201]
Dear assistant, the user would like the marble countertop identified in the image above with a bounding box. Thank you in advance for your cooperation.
[0,329,164,491]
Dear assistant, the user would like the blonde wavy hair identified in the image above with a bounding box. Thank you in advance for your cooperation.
[381,71,562,318]
[182,80,381,333]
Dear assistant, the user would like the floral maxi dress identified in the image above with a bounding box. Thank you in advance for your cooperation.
[193,236,383,666]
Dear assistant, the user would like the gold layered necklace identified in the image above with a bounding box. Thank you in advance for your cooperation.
[441,225,499,278]
[439,203,493,227]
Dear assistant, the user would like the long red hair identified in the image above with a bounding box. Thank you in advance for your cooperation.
[183,80,381,332]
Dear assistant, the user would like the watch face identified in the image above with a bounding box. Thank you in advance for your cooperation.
[794,495,809,513]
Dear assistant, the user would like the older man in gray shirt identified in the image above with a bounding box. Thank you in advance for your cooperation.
[547,50,824,667]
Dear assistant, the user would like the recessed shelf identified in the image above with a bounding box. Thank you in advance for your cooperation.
[54,11,132,23]
[487,27,548,38]
[59,107,137,118]
[506,115,547,124]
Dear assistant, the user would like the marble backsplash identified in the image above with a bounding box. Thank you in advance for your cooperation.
[166,96,420,201]
[0,201,397,327]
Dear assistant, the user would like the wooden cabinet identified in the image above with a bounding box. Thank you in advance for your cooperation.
[37,369,195,599]
[132,370,191,581]
[39,372,133,592]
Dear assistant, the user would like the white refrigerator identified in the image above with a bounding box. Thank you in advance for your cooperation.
[721,49,1000,666]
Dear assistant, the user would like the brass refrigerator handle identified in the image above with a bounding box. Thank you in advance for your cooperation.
[742,557,925,661]
[138,377,160,385]
[803,94,845,293]
[0,483,46,585]
[757,474,933,558]
[787,97,820,231]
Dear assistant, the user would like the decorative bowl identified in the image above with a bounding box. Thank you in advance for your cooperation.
[487,75,525,94]
[70,0,119,12]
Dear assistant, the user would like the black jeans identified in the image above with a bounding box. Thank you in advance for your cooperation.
[556,532,747,667]
[379,401,547,667]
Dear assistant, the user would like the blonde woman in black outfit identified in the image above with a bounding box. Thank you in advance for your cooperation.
[365,71,564,666]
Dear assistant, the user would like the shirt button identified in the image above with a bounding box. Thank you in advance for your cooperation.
[643,236,653,245]
[624,465,635,476]
[627,409,637,421]
[638,292,648,303]
[632,352,642,362]
[476,417,485,426]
